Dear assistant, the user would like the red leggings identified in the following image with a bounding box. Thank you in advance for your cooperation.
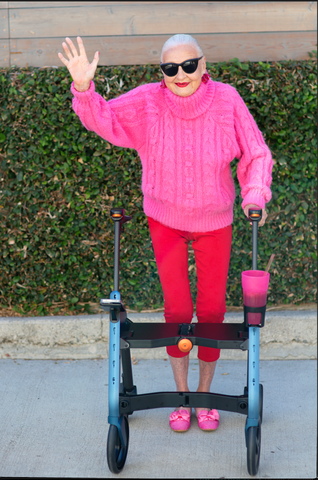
[147,216,232,362]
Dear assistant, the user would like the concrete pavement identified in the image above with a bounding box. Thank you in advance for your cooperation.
[0,308,316,477]
[0,358,316,478]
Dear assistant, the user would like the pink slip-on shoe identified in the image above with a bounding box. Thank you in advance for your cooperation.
[197,409,219,431]
[169,409,191,432]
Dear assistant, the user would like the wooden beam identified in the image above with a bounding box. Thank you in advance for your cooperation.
[0,7,9,39]
[8,1,196,7]
[0,38,9,65]
[8,3,317,38]
[6,32,317,68]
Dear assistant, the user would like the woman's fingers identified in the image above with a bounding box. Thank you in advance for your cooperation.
[65,37,79,58]
[57,52,68,66]
[62,41,73,61]
[59,37,89,66]
[76,36,87,57]
[92,51,99,68]
[260,212,267,226]
[257,211,267,227]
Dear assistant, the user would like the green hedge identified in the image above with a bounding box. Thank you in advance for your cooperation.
[0,54,316,315]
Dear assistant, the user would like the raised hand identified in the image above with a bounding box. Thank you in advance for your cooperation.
[58,36,99,91]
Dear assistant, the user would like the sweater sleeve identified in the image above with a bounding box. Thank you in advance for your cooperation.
[231,88,273,210]
[70,80,150,151]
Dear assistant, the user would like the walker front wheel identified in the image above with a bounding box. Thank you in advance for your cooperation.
[246,424,261,476]
[106,416,129,474]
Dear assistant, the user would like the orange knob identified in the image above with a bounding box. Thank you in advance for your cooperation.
[178,338,193,353]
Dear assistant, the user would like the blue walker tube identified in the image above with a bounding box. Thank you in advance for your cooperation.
[245,218,261,435]
[107,294,127,448]
[108,291,120,425]
[107,216,127,447]
[246,327,260,432]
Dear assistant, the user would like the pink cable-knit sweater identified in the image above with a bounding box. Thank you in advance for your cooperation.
[70,78,273,232]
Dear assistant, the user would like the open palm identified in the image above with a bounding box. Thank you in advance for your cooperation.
[58,36,99,87]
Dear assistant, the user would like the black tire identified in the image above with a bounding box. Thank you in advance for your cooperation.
[107,416,129,474]
[246,424,261,476]
[259,384,263,424]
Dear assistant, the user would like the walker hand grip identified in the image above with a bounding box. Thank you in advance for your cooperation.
[110,208,132,224]
[248,209,261,270]
[247,209,262,223]
[111,208,125,222]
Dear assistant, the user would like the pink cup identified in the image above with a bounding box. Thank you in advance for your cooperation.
[242,270,270,325]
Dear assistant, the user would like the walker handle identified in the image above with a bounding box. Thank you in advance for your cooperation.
[110,208,132,291]
[110,208,132,225]
[247,208,262,270]
[247,209,262,223]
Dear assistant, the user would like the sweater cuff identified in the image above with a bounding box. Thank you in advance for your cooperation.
[70,80,95,101]
[241,191,266,210]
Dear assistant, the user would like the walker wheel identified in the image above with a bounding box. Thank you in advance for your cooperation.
[177,338,193,353]
[106,416,129,474]
[246,424,261,476]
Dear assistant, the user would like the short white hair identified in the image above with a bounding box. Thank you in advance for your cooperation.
[161,34,203,62]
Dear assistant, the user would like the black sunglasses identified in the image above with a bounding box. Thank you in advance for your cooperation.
[160,56,203,77]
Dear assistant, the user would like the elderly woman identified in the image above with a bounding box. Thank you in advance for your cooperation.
[58,34,273,433]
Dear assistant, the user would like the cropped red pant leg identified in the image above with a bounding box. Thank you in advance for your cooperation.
[147,216,232,362]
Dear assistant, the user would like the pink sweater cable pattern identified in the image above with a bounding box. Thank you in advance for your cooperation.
[70,79,273,232]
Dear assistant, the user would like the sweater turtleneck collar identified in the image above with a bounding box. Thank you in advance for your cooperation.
[163,79,215,119]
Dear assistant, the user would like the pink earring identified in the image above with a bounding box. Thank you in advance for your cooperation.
[201,72,210,84]
[160,78,167,89]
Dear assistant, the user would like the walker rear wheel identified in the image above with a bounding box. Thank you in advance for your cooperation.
[106,416,129,473]
[246,424,261,476]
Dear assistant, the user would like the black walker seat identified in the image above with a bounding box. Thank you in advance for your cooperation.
[102,207,266,476]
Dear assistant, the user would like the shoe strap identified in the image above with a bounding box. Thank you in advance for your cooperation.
[197,409,219,422]
[170,410,190,421]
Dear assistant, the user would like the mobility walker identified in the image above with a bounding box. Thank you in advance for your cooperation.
[100,207,266,476]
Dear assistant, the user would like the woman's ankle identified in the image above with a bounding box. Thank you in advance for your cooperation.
[175,406,192,414]
[194,407,208,417]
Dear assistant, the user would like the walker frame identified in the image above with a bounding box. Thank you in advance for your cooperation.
[101,207,265,476]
